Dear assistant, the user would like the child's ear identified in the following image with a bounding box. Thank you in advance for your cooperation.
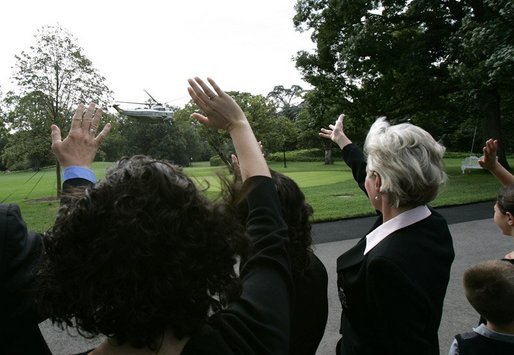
[507,212,514,226]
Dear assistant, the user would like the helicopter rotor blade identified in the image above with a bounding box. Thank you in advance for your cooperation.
[144,89,160,104]
[115,101,149,105]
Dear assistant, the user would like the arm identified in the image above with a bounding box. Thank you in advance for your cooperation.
[319,114,352,150]
[187,78,268,180]
[478,139,514,186]
[342,143,368,195]
[51,103,111,198]
[320,114,368,194]
[186,79,291,354]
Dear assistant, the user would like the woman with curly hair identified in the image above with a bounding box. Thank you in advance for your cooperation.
[223,168,328,355]
[37,78,292,354]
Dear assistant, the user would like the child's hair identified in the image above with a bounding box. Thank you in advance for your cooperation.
[464,259,514,325]
[496,184,514,215]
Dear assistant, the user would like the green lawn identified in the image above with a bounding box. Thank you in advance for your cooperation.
[0,158,500,233]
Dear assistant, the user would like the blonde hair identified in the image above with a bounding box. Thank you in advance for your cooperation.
[364,117,447,208]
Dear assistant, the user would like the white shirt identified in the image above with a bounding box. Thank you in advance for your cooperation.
[364,205,431,255]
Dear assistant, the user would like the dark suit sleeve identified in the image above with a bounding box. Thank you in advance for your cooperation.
[202,176,292,355]
[0,204,44,326]
[367,257,432,355]
[342,143,368,195]
[0,204,51,355]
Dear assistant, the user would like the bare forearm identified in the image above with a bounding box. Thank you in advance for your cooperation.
[490,162,514,186]
[229,121,270,181]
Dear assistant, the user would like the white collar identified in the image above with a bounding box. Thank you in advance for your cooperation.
[364,205,431,255]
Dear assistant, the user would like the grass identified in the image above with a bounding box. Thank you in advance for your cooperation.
[0,158,500,233]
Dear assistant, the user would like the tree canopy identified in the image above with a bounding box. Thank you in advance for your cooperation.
[7,24,112,193]
[294,0,514,166]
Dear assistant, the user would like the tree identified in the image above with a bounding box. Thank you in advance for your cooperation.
[0,122,8,171]
[10,24,112,194]
[294,0,514,167]
[105,105,211,166]
[263,115,299,167]
[192,91,299,166]
[2,91,55,170]
[448,0,514,167]
[267,85,305,120]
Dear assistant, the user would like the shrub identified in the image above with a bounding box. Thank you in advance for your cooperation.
[267,148,330,162]
[209,155,224,166]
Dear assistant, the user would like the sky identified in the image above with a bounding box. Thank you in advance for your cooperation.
[0,0,315,109]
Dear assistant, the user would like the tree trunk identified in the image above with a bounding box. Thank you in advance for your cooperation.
[283,150,287,168]
[324,148,333,165]
[479,88,511,170]
[56,161,62,197]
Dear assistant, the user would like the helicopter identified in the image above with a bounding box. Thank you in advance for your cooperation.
[112,90,174,125]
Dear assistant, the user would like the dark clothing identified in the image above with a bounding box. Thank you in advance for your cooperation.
[455,331,514,355]
[76,176,292,355]
[0,204,51,355]
[1,178,93,355]
[290,252,328,355]
[336,144,455,355]
[182,176,291,354]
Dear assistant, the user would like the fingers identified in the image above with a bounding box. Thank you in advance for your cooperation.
[207,77,224,96]
[71,103,85,130]
[90,106,104,132]
[82,103,97,131]
[50,124,62,146]
[319,131,332,139]
[188,78,212,103]
[231,154,240,166]
[191,112,209,125]
[94,123,112,146]
[195,77,217,99]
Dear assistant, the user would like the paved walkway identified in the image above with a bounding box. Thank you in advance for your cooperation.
[41,200,514,355]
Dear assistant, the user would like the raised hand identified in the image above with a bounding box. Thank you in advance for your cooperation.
[319,114,352,149]
[188,78,269,180]
[478,138,498,170]
[187,77,247,132]
[51,103,111,168]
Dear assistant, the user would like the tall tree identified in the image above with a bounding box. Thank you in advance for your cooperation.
[448,0,514,166]
[192,91,300,166]
[2,91,55,170]
[267,85,305,120]
[10,24,111,194]
[294,0,514,167]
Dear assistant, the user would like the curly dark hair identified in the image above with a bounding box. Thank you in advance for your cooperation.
[37,155,248,350]
[222,169,313,274]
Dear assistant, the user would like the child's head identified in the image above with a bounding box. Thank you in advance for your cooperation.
[494,185,514,236]
[464,259,514,326]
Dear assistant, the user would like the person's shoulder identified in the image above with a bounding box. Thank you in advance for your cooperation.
[0,203,22,218]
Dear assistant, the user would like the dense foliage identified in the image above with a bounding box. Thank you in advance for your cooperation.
[293,0,514,166]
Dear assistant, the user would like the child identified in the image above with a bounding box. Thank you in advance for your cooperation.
[449,259,514,354]
[480,138,514,259]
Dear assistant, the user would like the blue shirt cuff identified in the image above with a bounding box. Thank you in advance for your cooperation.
[63,166,96,183]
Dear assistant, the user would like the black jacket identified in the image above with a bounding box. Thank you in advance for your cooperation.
[1,178,93,355]
[336,144,455,355]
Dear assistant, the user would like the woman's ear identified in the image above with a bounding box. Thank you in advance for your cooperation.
[374,172,382,192]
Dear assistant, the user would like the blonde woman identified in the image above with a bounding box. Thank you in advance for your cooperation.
[320,114,455,355]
